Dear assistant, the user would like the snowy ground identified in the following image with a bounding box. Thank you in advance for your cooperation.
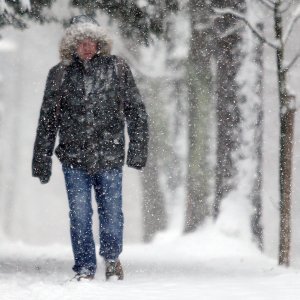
[1,224,300,300]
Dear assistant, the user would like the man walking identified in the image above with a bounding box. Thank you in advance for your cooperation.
[32,15,148,281]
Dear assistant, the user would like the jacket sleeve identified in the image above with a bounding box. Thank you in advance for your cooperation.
[117,58,149,169]
[32,65,62,183]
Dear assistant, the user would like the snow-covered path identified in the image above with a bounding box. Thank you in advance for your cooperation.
[1,225,300,300]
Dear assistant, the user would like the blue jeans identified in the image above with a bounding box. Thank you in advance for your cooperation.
[62,164,123,275]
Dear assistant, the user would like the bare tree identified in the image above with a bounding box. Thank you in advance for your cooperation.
[216,0,299,266]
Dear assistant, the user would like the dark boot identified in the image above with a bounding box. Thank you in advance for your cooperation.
[105,259,124,280]
[73,273,95,281]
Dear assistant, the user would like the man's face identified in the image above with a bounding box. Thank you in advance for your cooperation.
[76,38,98,61]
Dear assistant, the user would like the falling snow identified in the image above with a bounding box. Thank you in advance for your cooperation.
[1,1,300,299]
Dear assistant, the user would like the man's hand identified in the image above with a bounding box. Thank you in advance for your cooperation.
[39,174,50,184]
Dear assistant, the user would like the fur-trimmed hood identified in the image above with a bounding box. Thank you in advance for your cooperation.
[59,23,112,65]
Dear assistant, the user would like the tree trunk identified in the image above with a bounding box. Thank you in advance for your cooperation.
[184,0,213,233]
[212,0,244,218]
[239,0,264,249]
[141,146,167,242]
[140,80,168,242]
[250,22,264,248]
[163,11,189,231]
[278,94,295,266]
[274,0,294,266]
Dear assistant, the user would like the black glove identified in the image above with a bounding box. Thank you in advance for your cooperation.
[128,162,144,170]
[127,153,146,170]
[32,156,52,184]
[39,174,50,184]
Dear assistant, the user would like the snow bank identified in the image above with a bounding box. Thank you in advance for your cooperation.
[1,223,300,300]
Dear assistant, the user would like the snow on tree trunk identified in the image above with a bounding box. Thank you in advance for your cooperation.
[212,0,244,218]
[213,0,265,246]
[234,0,264,249]
[184,0,213,233]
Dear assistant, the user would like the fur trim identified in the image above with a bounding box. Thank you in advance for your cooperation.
[59,23,112,65]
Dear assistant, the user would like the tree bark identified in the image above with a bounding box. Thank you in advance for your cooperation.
[274,0,294,266]
[278,94,295,266]
[250,24,264,249]
[212,0,244,218]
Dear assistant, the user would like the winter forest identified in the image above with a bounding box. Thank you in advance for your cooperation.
[1,0,300,299]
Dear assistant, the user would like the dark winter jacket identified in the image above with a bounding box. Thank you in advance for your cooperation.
[32,23,148,183]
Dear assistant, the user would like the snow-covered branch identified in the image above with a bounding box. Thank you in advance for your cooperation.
[284,52,300,73]
[218,23,242,39]
[0,0,31,13]
[20,0,31,12]
[214,8,278,49]
[283,4,300,45]
[257,0,275,10]
[280,0,294,13]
